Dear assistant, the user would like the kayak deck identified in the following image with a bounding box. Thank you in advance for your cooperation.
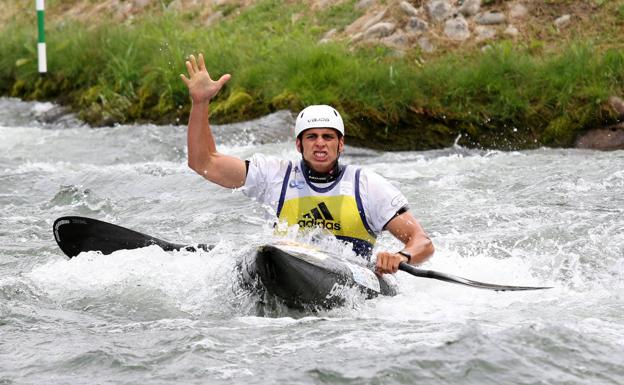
[239,242,397,310]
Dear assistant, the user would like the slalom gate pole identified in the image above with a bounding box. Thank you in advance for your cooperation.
[36,0,47,74]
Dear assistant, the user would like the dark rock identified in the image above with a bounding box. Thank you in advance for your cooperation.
[427,0,454,23]
[346,9,387,35]
[364,22,396,39]
[406,17,428,34]
[444,16,470,41]
[381,31,411,50]
[399,1,420,17]
[355,0,376,10]
[508,2,528,21]
[554,14,572,29]
[475,25,496,42]
[418,36,435,52]
[608,96,624,118]
[36,105,83,128]
[458,0,480,17]
[504,24,520,37]
[319,28,337,43]
[475,11,506,25]
[575,124,624,150]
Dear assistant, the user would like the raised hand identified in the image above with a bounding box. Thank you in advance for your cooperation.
[180,53,231,105]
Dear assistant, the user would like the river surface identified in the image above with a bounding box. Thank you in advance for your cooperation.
[1,97,623,384]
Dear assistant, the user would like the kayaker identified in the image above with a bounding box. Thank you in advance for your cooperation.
[180,53,434,274]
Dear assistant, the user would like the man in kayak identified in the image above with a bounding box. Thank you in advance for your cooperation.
[180,53,434,274]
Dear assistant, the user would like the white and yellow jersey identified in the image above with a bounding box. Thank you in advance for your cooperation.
[276,162,376,255]
[242,154,409,257]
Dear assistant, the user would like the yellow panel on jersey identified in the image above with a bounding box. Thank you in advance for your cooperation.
[278,195,375,246]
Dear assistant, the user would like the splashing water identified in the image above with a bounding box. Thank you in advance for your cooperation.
[1,97,623,384]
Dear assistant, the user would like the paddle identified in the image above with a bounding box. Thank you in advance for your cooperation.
[53,216,552,291]
[53,216,212,258]
[399,263,552,291]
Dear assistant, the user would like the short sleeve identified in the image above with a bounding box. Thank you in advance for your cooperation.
[242,153,291,207]
[358,169,409,234]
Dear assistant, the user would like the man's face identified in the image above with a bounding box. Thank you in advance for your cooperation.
[296,128,344,173]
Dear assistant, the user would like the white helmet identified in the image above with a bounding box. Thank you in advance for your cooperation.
[294,105,344,138]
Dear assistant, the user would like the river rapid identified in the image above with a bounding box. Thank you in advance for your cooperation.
[1,97,623,384]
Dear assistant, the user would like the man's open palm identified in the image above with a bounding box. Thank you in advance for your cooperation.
[180,53,231,104]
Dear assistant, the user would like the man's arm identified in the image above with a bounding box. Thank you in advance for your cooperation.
[375,211,434,274]
[180,53,246,188]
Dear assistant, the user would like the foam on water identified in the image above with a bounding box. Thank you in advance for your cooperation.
[25,242,255,319]
[2,97,624,385]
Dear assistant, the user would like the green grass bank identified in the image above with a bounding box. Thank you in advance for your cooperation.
[1,0,623,150]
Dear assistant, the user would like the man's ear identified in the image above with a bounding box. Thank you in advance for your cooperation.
[296,138,302,153]
[338,137,345,153]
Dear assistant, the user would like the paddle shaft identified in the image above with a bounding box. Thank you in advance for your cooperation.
[399,262,552,291]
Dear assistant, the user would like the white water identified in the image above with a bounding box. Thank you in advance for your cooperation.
[1,97,623,384]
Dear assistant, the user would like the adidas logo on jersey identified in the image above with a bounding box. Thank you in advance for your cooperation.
[298,202,341,231]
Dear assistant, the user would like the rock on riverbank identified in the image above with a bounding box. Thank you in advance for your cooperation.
[94,0,571,53]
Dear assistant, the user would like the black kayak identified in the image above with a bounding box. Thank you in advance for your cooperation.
[53,216,397,310]
[239,241,398,310]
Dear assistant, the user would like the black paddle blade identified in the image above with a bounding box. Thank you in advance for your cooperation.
[399,263,552,292]
[53,216,211,258]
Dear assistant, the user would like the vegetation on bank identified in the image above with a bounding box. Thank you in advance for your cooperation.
[1,0,623,150]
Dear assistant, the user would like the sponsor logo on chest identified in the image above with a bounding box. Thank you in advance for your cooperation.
[298,202,341,231]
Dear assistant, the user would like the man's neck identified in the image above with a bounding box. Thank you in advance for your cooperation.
[301,159,343,183]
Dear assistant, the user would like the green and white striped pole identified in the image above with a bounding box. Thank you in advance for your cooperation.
[36,0,47,74]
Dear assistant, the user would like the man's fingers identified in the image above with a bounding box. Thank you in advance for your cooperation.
[189,54,198,72]
[185,60,194,75]
[218,74,231,86]
[392,256,400,273]
[384,257,392,273]
[375,252,402,274]
[376,252,388,274]
[198,53,206,71]
[180,74,190,86]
